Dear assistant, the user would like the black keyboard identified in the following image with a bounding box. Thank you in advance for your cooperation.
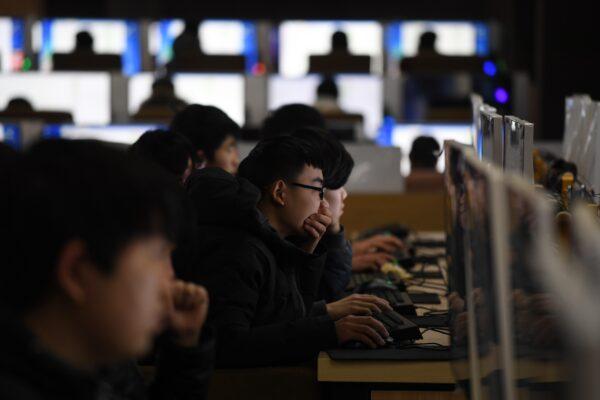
[371,290,416,315]
[374,310,422,342]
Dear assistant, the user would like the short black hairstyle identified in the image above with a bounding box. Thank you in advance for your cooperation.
[290,127,354,189]
[75,31,94,50]
[238,135,324,193]
[2,139,183,312]
[129,129,196,180]
[6,97,34,113]
[317,76,339,99]
[261,104,326,139]
[418,31,437,52]
[409,136,440,169]
[331,31,348,52]
[170,104,240,160]
[152,76,175,91]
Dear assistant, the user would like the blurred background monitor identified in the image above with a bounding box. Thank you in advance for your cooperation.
[0,17,26,72]
[277,20,383,78]
[128,73,245,126]
[32,18,141,74]
[391,122,472,175]
[148,19,258,73]
[0,72,111,125]
[267,74,383,140]
[386,20,490,60]
[42,124,160,145]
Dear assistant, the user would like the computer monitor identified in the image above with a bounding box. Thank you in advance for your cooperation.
[478,108,503,166]
[503,115,534,182]
[128,73,245,126]
[503,175,573,400]
[31,18,141,74]
[277,20,383,78]
[462,151,511,400]
[563,94,591,160]
[43,124,161,145]
[386,20,489,60]
[0,17,25,72]
[391,123,472,175]
[267,74,383,140]
[0,123,19,147]
[0,72,111,125]
[148,19,258,72]
[443,140,475,395]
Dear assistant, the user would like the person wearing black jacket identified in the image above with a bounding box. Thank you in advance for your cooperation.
[0,140,214,399]
[184,135,392,368]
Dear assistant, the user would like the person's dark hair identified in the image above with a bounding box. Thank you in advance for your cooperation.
[75,31,94,51]
[183,19,201,34]
[152,76,175,91]
[290,127,353,189]
[170,104,240,160]
[5,97,34,113]
[238,135,324,193]
[418,31,437,53]
[331,31,348,52]
[261,104,326,139]
[2,139,183,312]
[317,77,339,99]
[129,129,196,180]
[409,136,440,169]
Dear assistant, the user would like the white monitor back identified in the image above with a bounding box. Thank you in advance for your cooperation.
[0,72,111,125]
[128,73,245,126]
[47,124,161,144]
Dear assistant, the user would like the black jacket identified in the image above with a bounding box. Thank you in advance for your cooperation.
[0,314,215,400]
[315,229,353,302]
[184,168,338,368]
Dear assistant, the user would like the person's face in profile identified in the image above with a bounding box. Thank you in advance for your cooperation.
[208,135,239,175]
[277,165,325,237]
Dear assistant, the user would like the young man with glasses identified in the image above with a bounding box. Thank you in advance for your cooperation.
[184,134,392,368]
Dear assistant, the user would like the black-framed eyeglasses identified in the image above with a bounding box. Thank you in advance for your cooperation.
[290,182,325,200]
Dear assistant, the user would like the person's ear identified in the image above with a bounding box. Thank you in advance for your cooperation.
[270,180,287,207]
[196,150,207,167]
[55,240,96,304]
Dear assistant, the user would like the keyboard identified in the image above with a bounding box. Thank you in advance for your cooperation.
[374,310,422,342]
[371,290,416,315]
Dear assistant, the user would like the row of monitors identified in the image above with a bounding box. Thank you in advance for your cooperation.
[471,93,534,181]
[0,18,490,76]
[445,141,598,399]
[0,121,472,176]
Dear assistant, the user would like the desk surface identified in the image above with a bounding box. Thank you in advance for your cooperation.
[318,243,454,384]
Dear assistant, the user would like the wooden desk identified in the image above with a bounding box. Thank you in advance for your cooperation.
[318,251,462,400]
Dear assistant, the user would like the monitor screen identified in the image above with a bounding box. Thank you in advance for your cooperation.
[391,123,472,175]
[43,124,161,145]
[0,17,25,72]
[128,73,245,126]
[268,74,383,139]
[278,20,383,78]
[31,18,141,74]
[0,72,111,125]
[387,20,489,59]
[148,19,257,72]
